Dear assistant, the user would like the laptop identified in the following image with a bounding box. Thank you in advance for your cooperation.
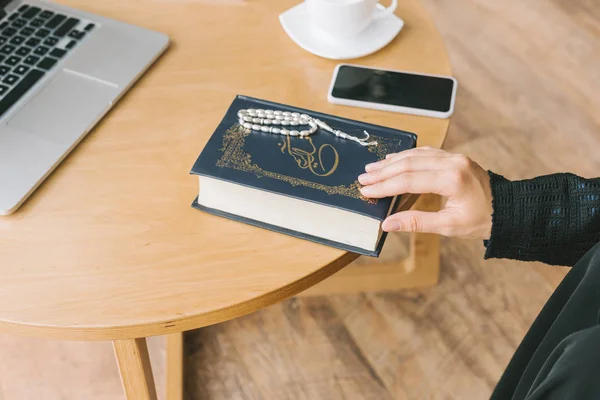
[0,0,169,215]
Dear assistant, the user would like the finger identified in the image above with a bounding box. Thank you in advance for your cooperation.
[366,147,450,172]
[359,156,455,185]
[384,147,451,164]
[360,170,454,198]
[385,146,444,160]
[382,210,450,235]
[366,148,435,171]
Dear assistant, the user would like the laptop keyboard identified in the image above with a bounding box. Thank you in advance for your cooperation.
[0,4,95,118]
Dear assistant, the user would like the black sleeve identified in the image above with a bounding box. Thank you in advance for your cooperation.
[484,171,600,266]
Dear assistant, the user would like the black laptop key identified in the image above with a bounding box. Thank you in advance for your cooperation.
[68,30,85,40]
[2,27,17,37]
[3,74,18,85]
[25,37,40,47]
[0,55,4,63]
[0,22,7,30]
[14,65,29,75]
[49,48,66,58]
[55,18,79,37]
[84,23,95,32]
[18,5,29,13]
[39,10,54,19]
[66,39,76,49]
[0,37,6,45]
[35,28,51,38]
[15,47,30,56]
[0,44,15,55]
[5,56,21,66]
[24,55,39,65]
[37,57,57,70]
[33,46,49,56]
[0,66,9,75]
[0,69,44,117]
[12,19,27,28]
[43,37,58,46]
[22,7,41,19]
[30,18,44,28]
[0,85,8,95]
[20,27,35,37]
[45,14,66,29]
[9,36,24,45]
[8,13,18,21]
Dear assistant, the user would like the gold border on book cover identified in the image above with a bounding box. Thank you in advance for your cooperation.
[216,124,400,203]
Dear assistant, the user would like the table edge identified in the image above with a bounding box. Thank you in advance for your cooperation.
[0,252,360,340]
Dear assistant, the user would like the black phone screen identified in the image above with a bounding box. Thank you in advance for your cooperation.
[331,65,455,112]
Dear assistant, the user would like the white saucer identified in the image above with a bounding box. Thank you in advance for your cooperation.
[279,3,404,60]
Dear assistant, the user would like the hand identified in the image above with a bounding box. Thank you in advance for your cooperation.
[358,147,493,240]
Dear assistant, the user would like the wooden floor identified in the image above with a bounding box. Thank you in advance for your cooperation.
[2,0,600,398]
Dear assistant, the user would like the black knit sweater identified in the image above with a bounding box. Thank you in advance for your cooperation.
[484,172,600,266]
[486,172,600,399]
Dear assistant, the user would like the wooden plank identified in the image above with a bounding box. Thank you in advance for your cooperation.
[113,338,158,400]
[219,298,394,399]
[185,324,262,399]
[166,333,183,400]
[298,260,438,296]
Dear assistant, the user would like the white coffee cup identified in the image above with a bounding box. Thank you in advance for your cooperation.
[305,0,398,40]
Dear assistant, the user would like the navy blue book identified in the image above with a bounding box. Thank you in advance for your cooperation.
[190,95,417,256]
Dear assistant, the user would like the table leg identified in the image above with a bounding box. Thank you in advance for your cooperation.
[113,338,158,400]
[403,193,441,277]
[166,332,184,400]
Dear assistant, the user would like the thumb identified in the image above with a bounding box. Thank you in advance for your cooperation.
[382,211,448,234]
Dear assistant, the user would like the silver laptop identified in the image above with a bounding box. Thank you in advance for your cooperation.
[0,0,169,215]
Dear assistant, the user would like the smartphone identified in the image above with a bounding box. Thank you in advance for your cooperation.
[327,64,458,119]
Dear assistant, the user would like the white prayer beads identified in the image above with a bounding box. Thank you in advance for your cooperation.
[237,108,378,146]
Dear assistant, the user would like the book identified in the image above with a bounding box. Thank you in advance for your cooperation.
[190,95,417,256]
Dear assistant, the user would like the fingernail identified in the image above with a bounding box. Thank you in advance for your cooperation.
[382,219,399,232]
[365,162,379,172]
[358,173,369,184]
[360,186,372,196]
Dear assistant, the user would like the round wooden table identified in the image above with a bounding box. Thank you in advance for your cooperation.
[0,1,452,398]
